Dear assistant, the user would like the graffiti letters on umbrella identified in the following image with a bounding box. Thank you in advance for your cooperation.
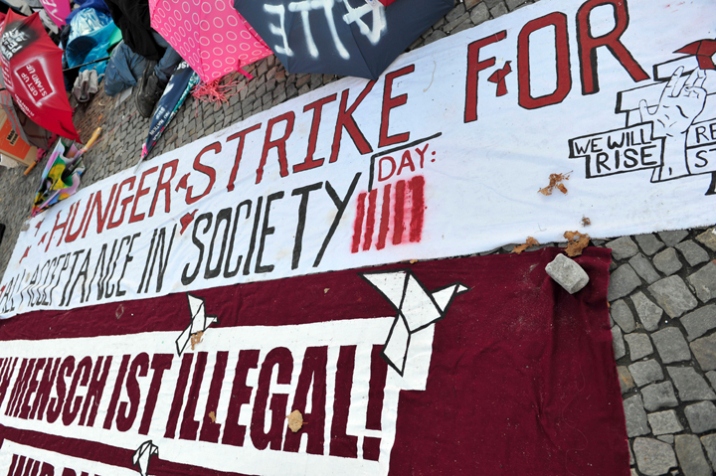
[132,440,158,476]
[176,294,218,356]
[362,270,468,376]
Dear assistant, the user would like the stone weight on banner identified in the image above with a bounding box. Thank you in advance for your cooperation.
[545,253,589,294]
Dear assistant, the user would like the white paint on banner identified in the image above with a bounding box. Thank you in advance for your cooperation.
[1,0,715,318]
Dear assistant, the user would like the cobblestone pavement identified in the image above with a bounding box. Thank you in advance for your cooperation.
[0,1,715,474]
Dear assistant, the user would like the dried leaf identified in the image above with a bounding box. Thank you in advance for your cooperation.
[190,331,204,350]
[538,172,571,196]
[324,288,329,294]
[581,216,591,227]
[208,411,216,423]
[512,236,540,254]
[287,409,303,433]
[563,231,590,257]
[409,259,418,264]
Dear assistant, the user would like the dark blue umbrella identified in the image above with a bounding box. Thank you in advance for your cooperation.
[234,0,452,80]
[140,61,199,161]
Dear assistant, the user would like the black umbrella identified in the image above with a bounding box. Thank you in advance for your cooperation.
[234,0,452,80]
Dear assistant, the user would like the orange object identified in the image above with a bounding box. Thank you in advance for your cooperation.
[0,109,37,166]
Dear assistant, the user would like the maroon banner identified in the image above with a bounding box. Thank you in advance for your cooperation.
[0,248,627,475]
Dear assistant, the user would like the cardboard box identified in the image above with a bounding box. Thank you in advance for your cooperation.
[0,109,37,166]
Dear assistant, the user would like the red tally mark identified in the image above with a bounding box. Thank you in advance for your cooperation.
[352,176,425,253]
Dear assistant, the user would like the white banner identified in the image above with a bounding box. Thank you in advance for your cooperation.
[2,0,714,318]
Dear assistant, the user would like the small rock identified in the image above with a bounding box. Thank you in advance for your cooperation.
[608,264,642,301]
[667,366,716,401]
[607,236,639,260]
[675,434,712,476]
[624,394,651,437]
[648,276,698,318]
[691,334,716,371]
[653,248,683,275]
[611,300,636,333]
[545,254,590,294]
[651,327,691,363]
[635,234,665,256]
[625,333,654,360]
[613,326,626,360]
[647,409,683,435]
[633,437,677,476]
[618,365,635,393]
[287,409,303,432]
[629,254,662,284]
[676,241,710,267]
[684,401,716,433]
[688,263,716,303]
[700,434,716,471]
[681,305,716,341]
[629,359,664,387]
[659,230,689,247]
[631,291,664,331]
[695,228,716,252]
[642,381,679,411]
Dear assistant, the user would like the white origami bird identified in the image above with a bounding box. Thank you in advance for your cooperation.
[132,440,158,476]
[176,294,218,356]
[362,270,468,376]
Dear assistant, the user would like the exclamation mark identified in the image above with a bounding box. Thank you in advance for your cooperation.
[363,344,388,461]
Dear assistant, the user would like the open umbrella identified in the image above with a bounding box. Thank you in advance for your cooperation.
[38,0,71,27]
[149,0,271,84]
[0,11,80,141]
[234,0,452,80]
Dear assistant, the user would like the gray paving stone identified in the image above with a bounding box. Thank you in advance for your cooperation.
[707,371,716,391]
[636,234,666,256]
[676,241,710,267]
[608,264,642,301]
[652,327,691,363]
[629,359,664,387]
[625,333,654,360]
[469,2,490,25]
[489,1,509,18]
[613,325,626,360]
[624,394,651,437]
[633,437,677,476]
[675,434,712,476]
[506,0,528,10]
[545,254,589,294]
[701,434,716,471]
[631,291,665,331]
[618,365,635,393]
[685,401,716,433]
[657,435,674,444]
[648,409,683,435]
[695,228,716,252]
[648,276,698,318]
[667,366,716,401]
[659,230,690,247]
[611,299,636,333]
[688,263,716,303]
[681,305,716,341]
[653,248,684,275]
[642,381,679,411]
[691,334,716,371]
[629,253,662,284]
[607,236,640,260]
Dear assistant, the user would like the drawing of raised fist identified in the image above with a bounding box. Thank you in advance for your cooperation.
[639,66,707,181]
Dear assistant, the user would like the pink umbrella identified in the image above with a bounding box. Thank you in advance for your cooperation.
[39,0,71,27]
[149,0,272,84]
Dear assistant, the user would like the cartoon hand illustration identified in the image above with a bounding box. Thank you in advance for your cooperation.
[639,66,707,181]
